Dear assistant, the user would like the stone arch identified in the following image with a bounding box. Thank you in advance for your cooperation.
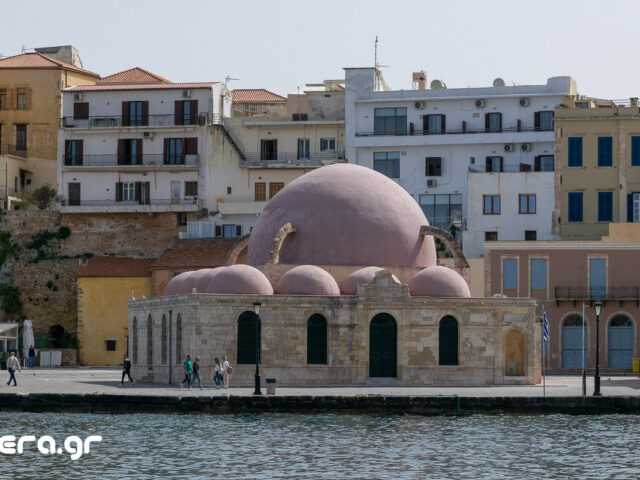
[504,329,524,376]
[225,234,251,266]
[420,225,470,286]
[237,311,260,364]
[307,313,328,365]
[369,313,397,378]
[608,314,634,369]
[267,223,297,265]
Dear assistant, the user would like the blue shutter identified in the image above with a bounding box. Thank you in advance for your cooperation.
[598,137,613,167]
[598,191,613,222]
[632,137,640,166]
[568,192,583,222]
[589,258,606,298]
[629,193,634,222]
[503,259,517,290]
[531,259,547,290]
[568,137,582,167]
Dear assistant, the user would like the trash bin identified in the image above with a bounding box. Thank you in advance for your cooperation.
[266,378,276,395]
[633,358,640,373]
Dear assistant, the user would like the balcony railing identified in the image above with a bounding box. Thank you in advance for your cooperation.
[555,286,640,301]
[7,145,27,158]
[61,113,222,129]
[62,154,200,167]
[240,151,346,167]
[61,198,197,207]
[356,125,553,137]
[468,163,554,173]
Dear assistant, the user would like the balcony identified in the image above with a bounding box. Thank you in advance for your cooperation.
[59,197,198,213]
[239,151,346,168]
[61,154,200,169]
[468,163,554,174]
[7,145,27,158]
[61,113,222,129]
[555,286,640,305]
[356,125,553,137]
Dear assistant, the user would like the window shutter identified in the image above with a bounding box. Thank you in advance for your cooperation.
[122,102,130,126]
[77,140,83,166]
[185,137,198,155]
[534,111,540,130]
[174,101,183,126]
[409,122,414,135]
[215,225,222,237]
[517,119,521,132]
[135,182,142,202]
[462,120,466,133]
[235,225,242,236]
[485,157,491,172]
[117,139,125,165]
[163,138,170,164]
[64,140,70,165]
[115,182,123,201]
[136,139,143,164]
[499,157,504,172]
[534,156,540,172]
[441,115,446,133]
[190,100,198,124]
[628,193,634,222]
[74,102,89,120]
[498,113,502,131]
[422,115,428,134]
[144,182,150,205]
[273,139,278,160]
[141,101,149,126]
[485,113,490,132]
[26,88,32,110]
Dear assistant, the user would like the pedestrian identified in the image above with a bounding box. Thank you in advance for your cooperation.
[213,357,223,389]
[27,345,37,369]
[188,356,203,391]
[182,355,192,388]
[120,354,135,386]
[222,356,232,389]
[6,351,20,386]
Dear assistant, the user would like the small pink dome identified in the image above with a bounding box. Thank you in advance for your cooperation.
[189,269,219,293]
[340,267,400,295]
[163,271,195,296]
[206,264,273,295]
[409,266,470,298]
[275,265,340,296]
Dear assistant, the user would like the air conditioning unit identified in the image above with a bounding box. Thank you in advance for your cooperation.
[73,93,83,101]
[504,144,515,152]
[519,97,530,107]
[521,143,532,152]
[427,179,437,187]
[475,99,486,108]
[415,101,426,109]
[182,89,192,98]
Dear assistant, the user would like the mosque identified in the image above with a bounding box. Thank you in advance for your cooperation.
[129,163,540,386]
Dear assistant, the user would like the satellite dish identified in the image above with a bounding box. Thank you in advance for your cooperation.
[493,78,505,87]
[430,79,443,90]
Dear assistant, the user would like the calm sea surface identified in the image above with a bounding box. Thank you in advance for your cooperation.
[0,412,638,479]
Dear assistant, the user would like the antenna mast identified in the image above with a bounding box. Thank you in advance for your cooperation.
[374,36,378,69]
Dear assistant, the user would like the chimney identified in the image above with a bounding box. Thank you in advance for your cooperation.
[412,71,427,90]
[631,97,638,108]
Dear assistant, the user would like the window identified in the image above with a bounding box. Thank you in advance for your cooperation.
[16,88,27,110]
[530,258,547,290]
[519,194,536,214]
[68,183,81,206]
[298,138,310,159]
[535,155,554,172]
[485,112,502,132]
[598,137,613,167]
[255,182,266,201]
[307,314,327,364]
[627,192,640,222]
[632,137,640,166]
[105,339,116,352]
[485,156,503,172]
[260,139,277,160]
[568,192,583,222]
[374,107,407,135]
[64,140,83,166]
[226,186,232,195]
[419,194,463,230]
[269,182,284,199]
[116,181,150,205]
[171,181,180,200]
[373,152,400,178]
[598,191,613,222]
[483,195,501,215]
[175,100,198,125]
[15,124,27,151]
[185,181,198,197]
[74,102,89,120]
[118,139,142,165]
[503,259,517,290]
[237,311,260,364]
[525,230,537,241]
[424,114,445,134]
[425,157,442,176]
[535,111,554,131]
[225,224,241,238]
[0,89,6,110]
[589,258,606,297]
[122,182,135,202]
[292,113,308,121]
[485,231,498,242]
[164,138,183,165]
[320,138,335,151]
[439,316,458,366]
[568,137,583,167]
[129,101,144,126]
[176,212,188,226]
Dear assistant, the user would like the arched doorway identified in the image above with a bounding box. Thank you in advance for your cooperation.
[307,314,327,365]
[608,315,633,369]
[505,330,524,376]
[369,313,397,378]
[237,311,260,364]
[439,316,458,365]
[562,314,588,368]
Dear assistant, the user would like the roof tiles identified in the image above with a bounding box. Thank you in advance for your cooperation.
[78,256,156,278]
[151,239,241,270]
[232,89,286,104]
[96,67,171,85]
[0,52,99,77]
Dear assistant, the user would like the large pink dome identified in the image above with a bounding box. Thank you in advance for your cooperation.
[339,266,400,295]
[247,163,436,268]
[163,271,195,296]
[275,265,340,296]
[206,265,273,295]
[409,266,470,298]
[190,269,219,293]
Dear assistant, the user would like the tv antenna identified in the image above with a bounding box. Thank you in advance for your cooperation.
[224,75,239,88]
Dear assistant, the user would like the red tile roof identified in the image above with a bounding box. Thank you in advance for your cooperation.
[97,67,171,85]
[232,89,286,104]
[78,256,156,278]
[0,52,99,77]
[151,239,242,270]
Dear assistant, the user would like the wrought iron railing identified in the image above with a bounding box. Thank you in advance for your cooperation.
[240,151,345,167]
[468,163,554,173]
[61,198,198,207]
[61,154,200,167]
[61,113,222,129]
[7,144,26,157]
[356,125,553,137]
[555,286,640,301]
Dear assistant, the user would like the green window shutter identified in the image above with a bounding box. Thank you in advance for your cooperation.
[439,316,459,365]
[307,314,327,364]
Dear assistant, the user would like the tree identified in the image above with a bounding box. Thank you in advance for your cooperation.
[27,184,60,210]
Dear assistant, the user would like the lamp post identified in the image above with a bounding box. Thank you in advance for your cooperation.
[593,300,603,396]
[168,309,173,385]
[253,301,262,395]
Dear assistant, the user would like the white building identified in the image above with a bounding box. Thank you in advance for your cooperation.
[57,67,229,221]
[344,68,576,256]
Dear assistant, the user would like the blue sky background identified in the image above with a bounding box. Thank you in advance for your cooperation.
[3,0,638,98]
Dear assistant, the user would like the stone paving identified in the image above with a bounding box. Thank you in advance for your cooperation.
[2,368,640,397]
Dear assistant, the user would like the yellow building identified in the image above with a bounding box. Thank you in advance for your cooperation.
[0,49,99,207]
[77,257,154,366]
[554,97,640,240]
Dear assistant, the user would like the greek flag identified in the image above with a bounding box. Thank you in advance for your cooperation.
[542,306,550,341]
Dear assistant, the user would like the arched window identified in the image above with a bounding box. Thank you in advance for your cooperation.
[307,314,327,364]
[237,311,260,364]
[176,314,182,364]
[439,315,458,365]
[609,315,633,369]
[369,313,397,378]
[161,314,167,364]
[147,314,153,368]
[131,316,138,364]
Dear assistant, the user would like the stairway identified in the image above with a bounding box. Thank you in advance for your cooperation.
[217,124,246,161]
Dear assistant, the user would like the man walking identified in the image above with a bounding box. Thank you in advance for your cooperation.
[188,356,203,391]
[120,354,135,386]
[181,355,192,389]
[27,345,37,369]
[6,351,20,386]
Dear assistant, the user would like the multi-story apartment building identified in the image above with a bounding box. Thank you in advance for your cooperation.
[554,97,640,240]
[57,67,229,225]
[188,81,345,238]
[344,68,576,257]
[0,48,99,207]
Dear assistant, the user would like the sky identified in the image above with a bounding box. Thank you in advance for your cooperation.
[3,0,639,99]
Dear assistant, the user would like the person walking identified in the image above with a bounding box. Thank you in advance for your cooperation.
[222,356,232,389]
[188,356,203,391]
[27,345,37,369]
[182,355,192,388]
[120,354,135,386]
[213,357,223,389]
[6,351,20,386]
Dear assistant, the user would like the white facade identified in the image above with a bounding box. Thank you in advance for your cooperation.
[344,68,576,256]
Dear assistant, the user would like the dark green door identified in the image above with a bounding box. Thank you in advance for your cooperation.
[369,313,397,377]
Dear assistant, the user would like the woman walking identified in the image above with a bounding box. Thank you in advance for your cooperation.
[182,355,192,388]
[222,356,232,389]
[213,357,223,389]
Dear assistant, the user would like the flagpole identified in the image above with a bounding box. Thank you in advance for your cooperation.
[542,307,546,398]
[582,303,586,396]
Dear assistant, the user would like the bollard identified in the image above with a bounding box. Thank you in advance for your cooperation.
[266,378,276,396]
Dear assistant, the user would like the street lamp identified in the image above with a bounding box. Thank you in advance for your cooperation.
[253,301,262,395]
[593,300,603,397]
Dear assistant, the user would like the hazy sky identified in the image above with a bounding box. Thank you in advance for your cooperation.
[3,0,639,99]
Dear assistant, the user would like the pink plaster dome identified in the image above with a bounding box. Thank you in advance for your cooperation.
[275,265,340,296]
[206,264,273,295]
[340,266,400,295]
[189,268,220,293]
[247,163,437,268]
[163,271,195,296]
[409,266,470,298]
